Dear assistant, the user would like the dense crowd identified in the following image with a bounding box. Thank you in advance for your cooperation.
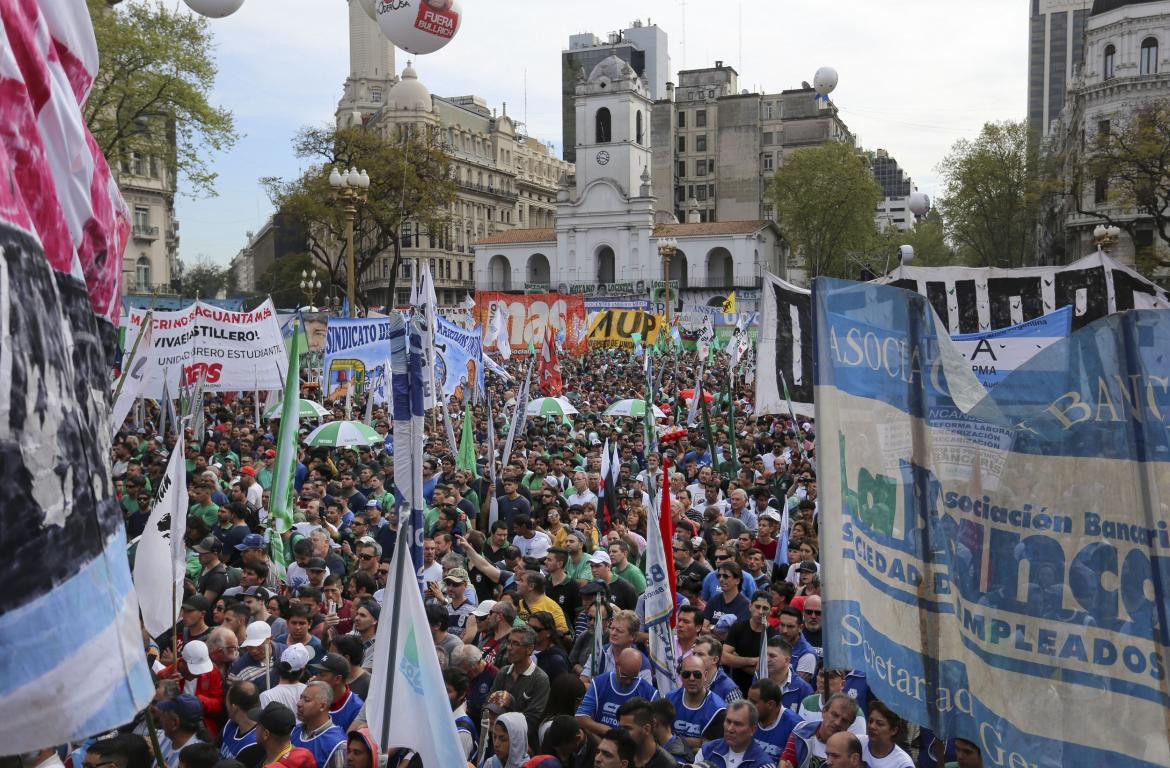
[70,346,990,768]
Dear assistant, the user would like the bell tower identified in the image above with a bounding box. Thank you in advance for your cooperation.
[573,55,653,199]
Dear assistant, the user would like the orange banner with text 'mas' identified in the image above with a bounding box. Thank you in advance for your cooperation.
[475,292,588,355]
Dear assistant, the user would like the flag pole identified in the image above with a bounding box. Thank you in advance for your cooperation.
[113,309,153,405]
[378,495,411,750]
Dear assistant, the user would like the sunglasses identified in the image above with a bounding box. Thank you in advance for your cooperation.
[358,554,376,561]
[715,554,732,561]
[717,573,735,579]
[804,609,822,616]
[680,670,704,679]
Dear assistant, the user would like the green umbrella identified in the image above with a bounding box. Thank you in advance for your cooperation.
[303,420,382,448]
[525,396,578,418]
[603,399,666,420]
[264,398,330,420]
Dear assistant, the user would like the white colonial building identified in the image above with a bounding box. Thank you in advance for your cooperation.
[475,55,783,309]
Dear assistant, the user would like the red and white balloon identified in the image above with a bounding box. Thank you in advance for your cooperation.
[376,0,462,55]
[182,0,245,18]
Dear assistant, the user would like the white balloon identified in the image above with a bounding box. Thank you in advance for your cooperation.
[356,0,377,21]
[182,0,245,18]
[376,0,462,55]
[908,191,931,217]
[813,66,838,97]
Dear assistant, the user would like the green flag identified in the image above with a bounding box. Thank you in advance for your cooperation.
[269,316,303,568]
[457,403,478,477]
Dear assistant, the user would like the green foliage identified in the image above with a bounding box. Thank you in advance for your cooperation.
[262,124,456,312]
[767,142,884,279]
[182,259,230,298]
[900,210,955,267]
[86,0,238,197]
[935,121,1037,268]
[257,252,318,309]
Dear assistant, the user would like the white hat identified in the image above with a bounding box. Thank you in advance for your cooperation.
[544,476,560,488]
[472,599,497,618]
[280,643,312,671]
[760,509,782,523]
[241,620,272,648]
[588,550,611,566]
[181,640,213,675]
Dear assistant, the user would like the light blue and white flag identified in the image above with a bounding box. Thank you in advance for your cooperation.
[949,305,1072,389]
[645,483,680,694]
[389,314,426,581]
[816,276,1170,768]
[502,362,532,467]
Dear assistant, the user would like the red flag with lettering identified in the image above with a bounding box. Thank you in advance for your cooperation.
[537,325,563,396]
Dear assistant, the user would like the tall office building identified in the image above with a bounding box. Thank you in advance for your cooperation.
[1028,0,1093,137]
[336,0,397,126]
[561,20,669,162]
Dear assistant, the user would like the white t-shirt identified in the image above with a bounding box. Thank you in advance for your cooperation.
[418,561,443,584]
[260,681,306,712]
[860,736,915,768]
[513,531,552,559]
[566,489,598,508]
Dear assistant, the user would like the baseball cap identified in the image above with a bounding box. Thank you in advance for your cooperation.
[241,621,273,648]
[305,557,328,571]
[264,448,276,457]
[310,653,350,677]
[236,533,267,551]
[192,536,220,554]
[569,530,587,546]
[248,702,297,737]
[796,561,818,573]
[587,550,611,566]
[157,693,203,724]
[239,465,257,477]
[714,614,737,633]
[471,599,497,618]
[280,643,312,672]
[579,579,606,597]
[181,595,211,613]
[444,567,469,585]
[181,640,213,675]
[366,499,382,509]
[760,509,782,523]
[243,585,273,600]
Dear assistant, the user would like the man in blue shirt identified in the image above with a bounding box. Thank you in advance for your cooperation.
[693,699,777,768]
[308,653,364,731]
[576,647,658,739]
[666,654,727,753]
[220,681,263,765]
[764,638,813,712]
[291,681,346,768]
[748,679,803,762]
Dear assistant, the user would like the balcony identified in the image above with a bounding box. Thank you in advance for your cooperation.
[124,281,178,296]
[679,274,763,290]
[455,179,519,202]
[132,224,159,241]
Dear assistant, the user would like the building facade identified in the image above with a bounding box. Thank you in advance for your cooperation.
[117,151,180,296]
[335,0,397,127]
[475,55,784,307]
[230,212,309,296]
[870,149,919,231]
[650,62,856,226]
[1044,0,1170,267]
[1028,0,1093,137]
[562,20,670,163]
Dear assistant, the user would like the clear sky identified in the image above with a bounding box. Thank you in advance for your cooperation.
[174,0,1027,267]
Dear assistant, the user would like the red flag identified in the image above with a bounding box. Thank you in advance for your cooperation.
[537,325,563,396]
[660,458,677,624]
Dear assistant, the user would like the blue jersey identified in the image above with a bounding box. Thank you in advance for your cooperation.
[666,688,726,741]
[576,672,659,727]
[710,669,742,703]
[218,720,258,761]
[754,708,803,761]
[842,670,869,714]
[329,689,365,731]
[781,674,813,712]
[291,722,346,768]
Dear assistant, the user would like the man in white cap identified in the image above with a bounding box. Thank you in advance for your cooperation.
[157,640,225,738]
[588,551,638,610]
[260,643,312,711]
[228,621,279,691]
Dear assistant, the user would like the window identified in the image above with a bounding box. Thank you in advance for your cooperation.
[1094,176,1108,204]
[708,184,715,197]
[696,185,707,201]
[677,136,686,153]
[675,186,686,202]
[596,107,612,143]
[132,153,146,176]
[707,159,715,174]
[135,255,150,289]
[402,222,412,242]
[133,206,149,229]
[687,185,694,198]
[1098,119,1110,140]
[149,157,160,178]
[1104,44,1116,79]
[696,110,707,128]
[696,134,707,152]
[677,160,686,178]
[457,261,463,280]
[371,87,383,103]
[636,110,644,144]
[695,160,706,177]
[762,153,774,171]
[1141,37,1159,74]
[677,111,686,128]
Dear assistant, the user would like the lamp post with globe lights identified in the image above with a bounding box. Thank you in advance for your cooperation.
[657,237,678,325]
[1093,224,1122,254]
[329,166,371,314]
[299,269,322,310]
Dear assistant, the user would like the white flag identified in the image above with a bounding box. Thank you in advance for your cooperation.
[489,302,511,361]
[111,313,153,435]
[132,432,188,637]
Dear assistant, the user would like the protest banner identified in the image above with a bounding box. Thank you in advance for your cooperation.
[950,306,1072,388]
[755,273,814,415]
[586,309,663,347]
[814,276,1170,768]
[432,315,483,405]
[121,300,287,398]
[474,292,588,354]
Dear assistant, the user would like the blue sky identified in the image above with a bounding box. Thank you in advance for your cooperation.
[174,0,1027,267]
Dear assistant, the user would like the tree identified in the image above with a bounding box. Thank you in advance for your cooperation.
[181,259,229,298]
[935,121,1038,269]
[86,0,238,196]
[900,210,955,267]
[262,124,456,312]
[1077,100,1170,270]
[257,252,317,309]
[767,142,884,278]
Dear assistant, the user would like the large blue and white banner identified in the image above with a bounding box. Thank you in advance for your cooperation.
[815,277,1170,768]
[950,306,1072,389]
[323,316,481,405]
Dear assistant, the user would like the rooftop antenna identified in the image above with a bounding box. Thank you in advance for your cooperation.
[680,0,686,70]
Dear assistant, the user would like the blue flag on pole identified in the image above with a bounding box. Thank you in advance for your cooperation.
[389,314,426,583]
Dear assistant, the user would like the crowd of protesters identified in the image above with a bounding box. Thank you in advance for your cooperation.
[29,345,989,768]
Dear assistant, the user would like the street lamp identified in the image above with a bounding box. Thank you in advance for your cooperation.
[657,237,678,325]
[299,268,322,309]
[329,165,371,313]
[1093,224,1121,254]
